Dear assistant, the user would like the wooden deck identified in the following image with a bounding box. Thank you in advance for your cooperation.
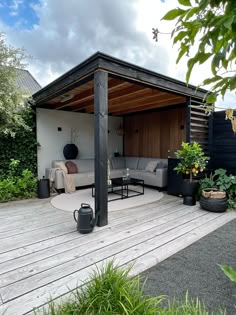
[0,194,235,315]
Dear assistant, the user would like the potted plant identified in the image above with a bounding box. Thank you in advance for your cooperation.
[174,142,209,206]
[199,168,236,212]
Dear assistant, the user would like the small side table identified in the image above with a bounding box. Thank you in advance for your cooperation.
[38,178,50,199]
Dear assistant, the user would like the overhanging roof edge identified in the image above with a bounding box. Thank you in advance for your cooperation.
[33,51,208,105]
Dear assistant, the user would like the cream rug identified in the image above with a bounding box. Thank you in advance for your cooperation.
[51,186,163,212]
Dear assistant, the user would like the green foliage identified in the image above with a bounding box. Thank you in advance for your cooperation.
[0,32,29,136]
[220,265,236,300]
[38,261,226,315]
[175,142,209,182]
[162,0,236,104]
[0,107,37,177]
[0,159,37,202]
[200,168,236,209]
[220,265,236,283]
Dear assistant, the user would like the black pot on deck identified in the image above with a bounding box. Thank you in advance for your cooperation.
[38,178,50,199]
[181,180,199,206]
[63,144,78,159]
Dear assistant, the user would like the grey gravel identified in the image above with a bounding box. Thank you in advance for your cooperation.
[142,218,236,315]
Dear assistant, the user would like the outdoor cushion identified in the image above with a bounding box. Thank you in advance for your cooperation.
[125,157,139,169]
[55,161,68,173]
[156,161,167,169]
[65,161,78,174]
[110,157,125,169]
[76,159,94,172]
[145,160,158,172]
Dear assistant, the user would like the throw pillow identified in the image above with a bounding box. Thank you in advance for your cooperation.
[65,161,78,174]
[156,162,167,169]
[145,160,158,172]
[55,161,68,174]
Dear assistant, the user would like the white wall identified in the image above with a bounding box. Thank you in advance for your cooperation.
[36,108,123,178]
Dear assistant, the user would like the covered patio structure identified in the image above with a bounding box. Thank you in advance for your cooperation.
[33,52,209,227]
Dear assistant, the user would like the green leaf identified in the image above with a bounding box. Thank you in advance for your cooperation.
[224,15,235,29]
[186,58,195,83]
[198,52,212,64]
[173,31,188,44]
[185,7,199,20]
[176,45,189,63]
[220,265,236,283]
[162,8,186,21]
[206,94,217,103]
[178,0,191,6]
[203,76,222,85]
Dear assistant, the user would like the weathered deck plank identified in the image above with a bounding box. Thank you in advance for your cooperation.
[0,195,235,315]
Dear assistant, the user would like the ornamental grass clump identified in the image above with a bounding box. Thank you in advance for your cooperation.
[175,142,209,182]
[39,261,226,315]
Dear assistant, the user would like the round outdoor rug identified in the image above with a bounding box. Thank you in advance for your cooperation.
[51,186,163,212]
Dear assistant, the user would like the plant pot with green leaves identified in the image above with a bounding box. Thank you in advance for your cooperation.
[174,142,209,206]
[199,168,236,212]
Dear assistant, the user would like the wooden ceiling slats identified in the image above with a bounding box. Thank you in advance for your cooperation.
[113,97,186,115]
[84,88,166,113]
[45,76,188,115]
[52,78,129,110]
[108,95,185,114]
[72,84,147,112]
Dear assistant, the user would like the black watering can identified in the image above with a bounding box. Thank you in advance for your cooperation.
[73,203,98,234]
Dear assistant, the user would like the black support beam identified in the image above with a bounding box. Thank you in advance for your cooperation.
[94,70,108,227]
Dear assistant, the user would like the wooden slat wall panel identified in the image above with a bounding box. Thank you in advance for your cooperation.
[190,100,209,153]
[124,106,186,158]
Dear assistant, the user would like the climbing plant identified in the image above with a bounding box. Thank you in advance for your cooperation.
[0,107,37,177]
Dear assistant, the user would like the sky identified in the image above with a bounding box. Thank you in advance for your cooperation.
[0,0,234,109]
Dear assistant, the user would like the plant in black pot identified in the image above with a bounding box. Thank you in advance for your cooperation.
[174,142,209,206]
[199,168,236,212]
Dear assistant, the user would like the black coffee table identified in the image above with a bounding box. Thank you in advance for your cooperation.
[92,177,144,201]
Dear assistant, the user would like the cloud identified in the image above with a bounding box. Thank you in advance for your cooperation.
[1,0,170,87]
[1,0,235,109]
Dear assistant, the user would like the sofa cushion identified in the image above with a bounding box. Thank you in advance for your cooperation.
[110,157,125,170]
[76,159,94,172]
[156,161,167,169]
[137,158,158,170]
[145,160,158,172]
[55,161,68,173]
[65,161,78,174]
[125,157,139,169]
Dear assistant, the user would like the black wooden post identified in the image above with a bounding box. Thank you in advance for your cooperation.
[186,96,191,143]
[94,70,108,227]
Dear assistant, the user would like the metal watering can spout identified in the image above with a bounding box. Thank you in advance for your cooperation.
[73,203,99,234]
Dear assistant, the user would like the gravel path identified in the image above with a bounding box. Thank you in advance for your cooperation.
[142,218,236,315]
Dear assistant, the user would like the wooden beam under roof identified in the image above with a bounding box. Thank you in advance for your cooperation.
[51,78,129,110]
[111,96,186,115]
[71,83,148,112]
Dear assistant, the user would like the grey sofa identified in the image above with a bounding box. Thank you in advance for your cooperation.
[46,157,168,190]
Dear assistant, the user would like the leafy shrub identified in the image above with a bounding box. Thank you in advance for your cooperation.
[0,107,37,177]
[38,261,226,315]
[200,168,236,209]
[0,159,37,202]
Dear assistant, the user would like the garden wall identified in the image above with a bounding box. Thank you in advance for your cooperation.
[211,110,236,175]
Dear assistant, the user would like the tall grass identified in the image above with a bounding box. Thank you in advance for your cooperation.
[38,261,227,315]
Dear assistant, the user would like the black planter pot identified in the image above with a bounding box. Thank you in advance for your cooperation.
[181,180,199,206]
[63,144,78,160]
[199,196,228,212]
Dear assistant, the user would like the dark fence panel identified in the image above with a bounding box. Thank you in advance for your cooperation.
[211,111,236,175]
